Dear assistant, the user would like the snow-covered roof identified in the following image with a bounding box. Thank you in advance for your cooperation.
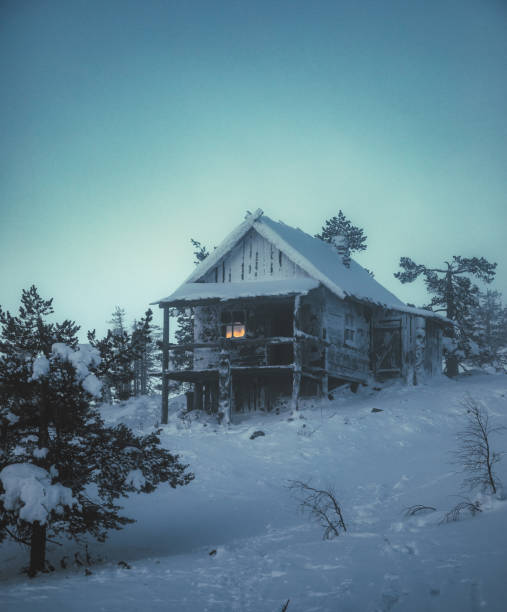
[154,209,446,321]
[156,278,320,305]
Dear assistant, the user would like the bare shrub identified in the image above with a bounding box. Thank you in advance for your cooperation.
[440,498,482,524]
[456,396,505,495]
[288,481,346,539]
[404,504,436,517]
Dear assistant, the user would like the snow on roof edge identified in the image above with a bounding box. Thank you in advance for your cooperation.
[152,278,320,305]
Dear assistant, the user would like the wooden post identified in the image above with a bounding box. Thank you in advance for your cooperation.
[292,295,302,411]
[218,347,231,424]
[400,313,414,385]
[321,348,329,398]
[414,316,426,385]
[194,382,204,411]
[259,378,266,412]
[161,306,170,424]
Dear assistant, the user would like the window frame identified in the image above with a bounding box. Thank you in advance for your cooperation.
[344,313,355,346]
[220,309,247,340]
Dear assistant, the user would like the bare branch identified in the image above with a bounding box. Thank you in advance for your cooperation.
[455,395,505,495]
[404,505,436,517]
[288,480,346,539]
[440,499,482,524]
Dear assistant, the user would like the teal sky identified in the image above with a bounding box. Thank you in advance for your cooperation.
[1,0,506,340]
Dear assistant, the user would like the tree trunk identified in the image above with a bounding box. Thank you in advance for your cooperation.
[161,306,170,424]
[29,522,46,576]
[445,354,459,378]
[445,267,459,377]
[218,348,231,425]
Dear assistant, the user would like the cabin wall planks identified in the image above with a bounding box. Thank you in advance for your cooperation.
[200,228,309,284]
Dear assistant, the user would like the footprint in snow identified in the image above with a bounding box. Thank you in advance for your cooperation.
[378,574,402,612]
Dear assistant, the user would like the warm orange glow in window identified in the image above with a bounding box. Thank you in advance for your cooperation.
[233,324,245,338]
[221,311,246,339]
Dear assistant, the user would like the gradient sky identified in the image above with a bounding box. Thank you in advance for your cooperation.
[1,0,506,340]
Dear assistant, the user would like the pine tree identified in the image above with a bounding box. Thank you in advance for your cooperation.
[108,306,126,335]
[88,327,134,401]
[0,287,193,576]
[190,238,210,265]
[131,309,158,396]
[88,307,137,401]
[316,210,367,253]
[394,256,497,376]
[173,239,210,372]
[468,290,507,369]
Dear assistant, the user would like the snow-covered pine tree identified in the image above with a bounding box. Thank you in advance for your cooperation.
[88,308,135,401]
[0,287,193,576]
[316,210,367,253]
[468,290,507,370]
[394,256,497,376]
[86,328,115,402]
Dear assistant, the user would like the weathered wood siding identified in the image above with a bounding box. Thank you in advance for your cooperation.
[322,291,370,383]
[400,313,416,383]
[371,310,442,383]
[199,228,309,283]
[193,305,220,370]
[298,288,325,370]
[371,310,415,382]
[424,320,442,377]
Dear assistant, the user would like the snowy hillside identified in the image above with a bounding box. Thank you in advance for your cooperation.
[1,373,507,611]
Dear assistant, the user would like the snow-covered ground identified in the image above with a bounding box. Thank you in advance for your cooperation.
[1,373,507,611]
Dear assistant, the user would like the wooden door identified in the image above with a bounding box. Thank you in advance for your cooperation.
[372,319,402,376]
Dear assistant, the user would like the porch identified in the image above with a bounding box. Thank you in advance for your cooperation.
[157,286,370,424]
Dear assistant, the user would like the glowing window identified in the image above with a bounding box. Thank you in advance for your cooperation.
[221,310,246,339]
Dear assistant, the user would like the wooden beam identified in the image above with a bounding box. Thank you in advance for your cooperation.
[301,370,321,381]
[167,336,295,351]
[321,346,329,398]
[218,348,231,425]
[292,295,302,411]
[414,316,426,385]
[161,306,170,425]
[194,382,204,411]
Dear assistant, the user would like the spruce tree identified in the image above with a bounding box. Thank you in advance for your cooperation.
[316,210,367,253]
[394,256,497,376]
[468,290,507,369]
[190,238,210,265]
[88,307,136,401]
[108,306,126,335]
[173,239,210,372]
[131,309,158,396]
[88,328,133,401]
[0,287,193,575]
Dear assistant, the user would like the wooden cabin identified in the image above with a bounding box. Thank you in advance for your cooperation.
[153,209,449,424]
